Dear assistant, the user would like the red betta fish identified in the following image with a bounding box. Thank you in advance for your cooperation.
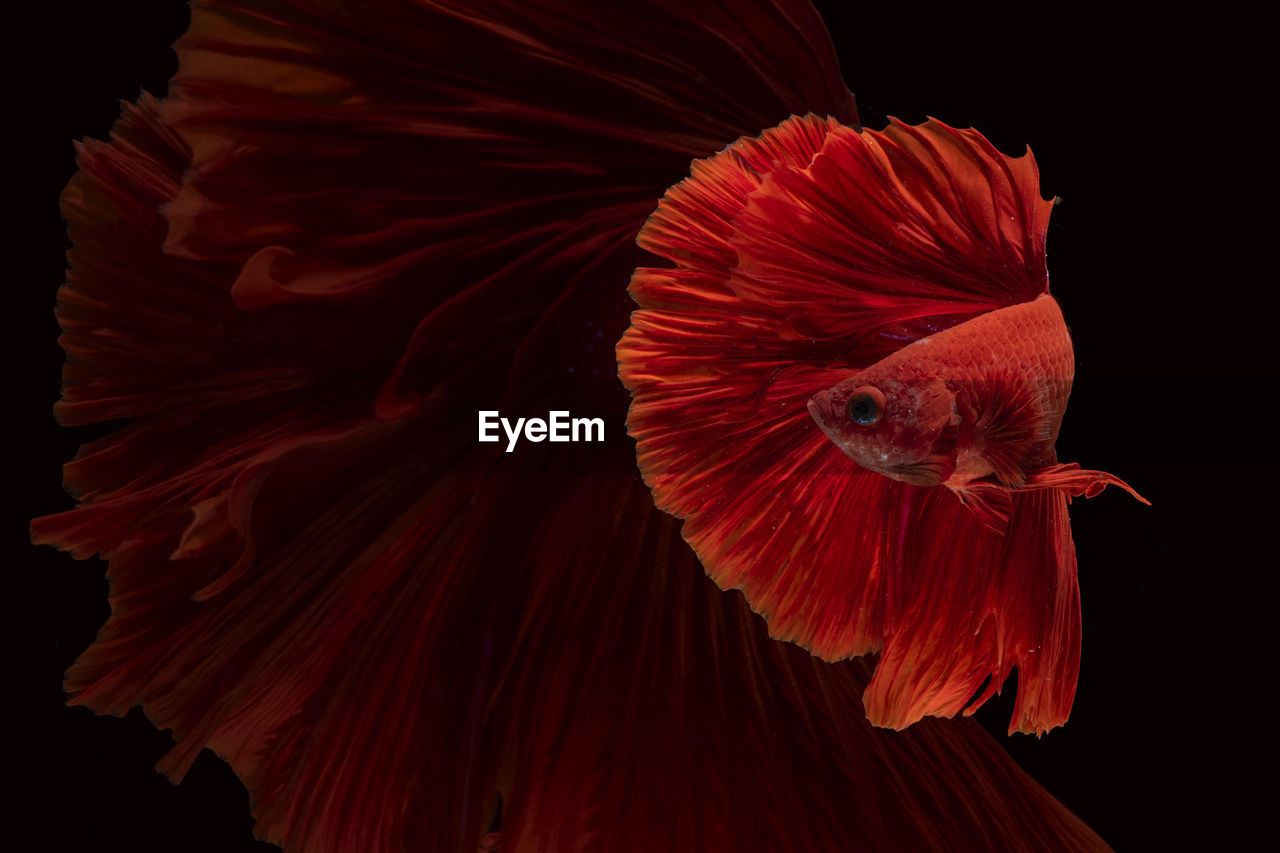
[36,1,1118,851]
[620,115,1147,735]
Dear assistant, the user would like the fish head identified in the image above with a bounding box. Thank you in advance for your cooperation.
[807,369,960,487]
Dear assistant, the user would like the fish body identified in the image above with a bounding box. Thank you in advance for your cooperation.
[809,294,1142,532]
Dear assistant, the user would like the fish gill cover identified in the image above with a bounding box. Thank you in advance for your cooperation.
[32,1,1136,850]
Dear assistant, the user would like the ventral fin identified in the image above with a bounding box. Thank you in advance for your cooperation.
[1024,463,1150,504]
[954,461,1147,535]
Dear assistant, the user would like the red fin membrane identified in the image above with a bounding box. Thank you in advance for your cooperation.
[621,115,1093,733]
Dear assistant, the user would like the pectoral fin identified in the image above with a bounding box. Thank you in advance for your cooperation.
[971,379,1058,487]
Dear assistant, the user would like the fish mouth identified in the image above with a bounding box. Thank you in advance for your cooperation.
[807,392,833,430]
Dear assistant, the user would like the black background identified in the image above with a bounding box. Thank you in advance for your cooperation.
[16,2,1260,850]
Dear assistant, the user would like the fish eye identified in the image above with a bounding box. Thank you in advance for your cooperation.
[846,387,885,426]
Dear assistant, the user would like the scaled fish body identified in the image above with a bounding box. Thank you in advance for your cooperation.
[808,294,1144,532]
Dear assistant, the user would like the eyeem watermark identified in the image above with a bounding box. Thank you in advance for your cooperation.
[478,411,605,452]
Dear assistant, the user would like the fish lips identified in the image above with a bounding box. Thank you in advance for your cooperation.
[807,391,836,433]
[807,391,850,453]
